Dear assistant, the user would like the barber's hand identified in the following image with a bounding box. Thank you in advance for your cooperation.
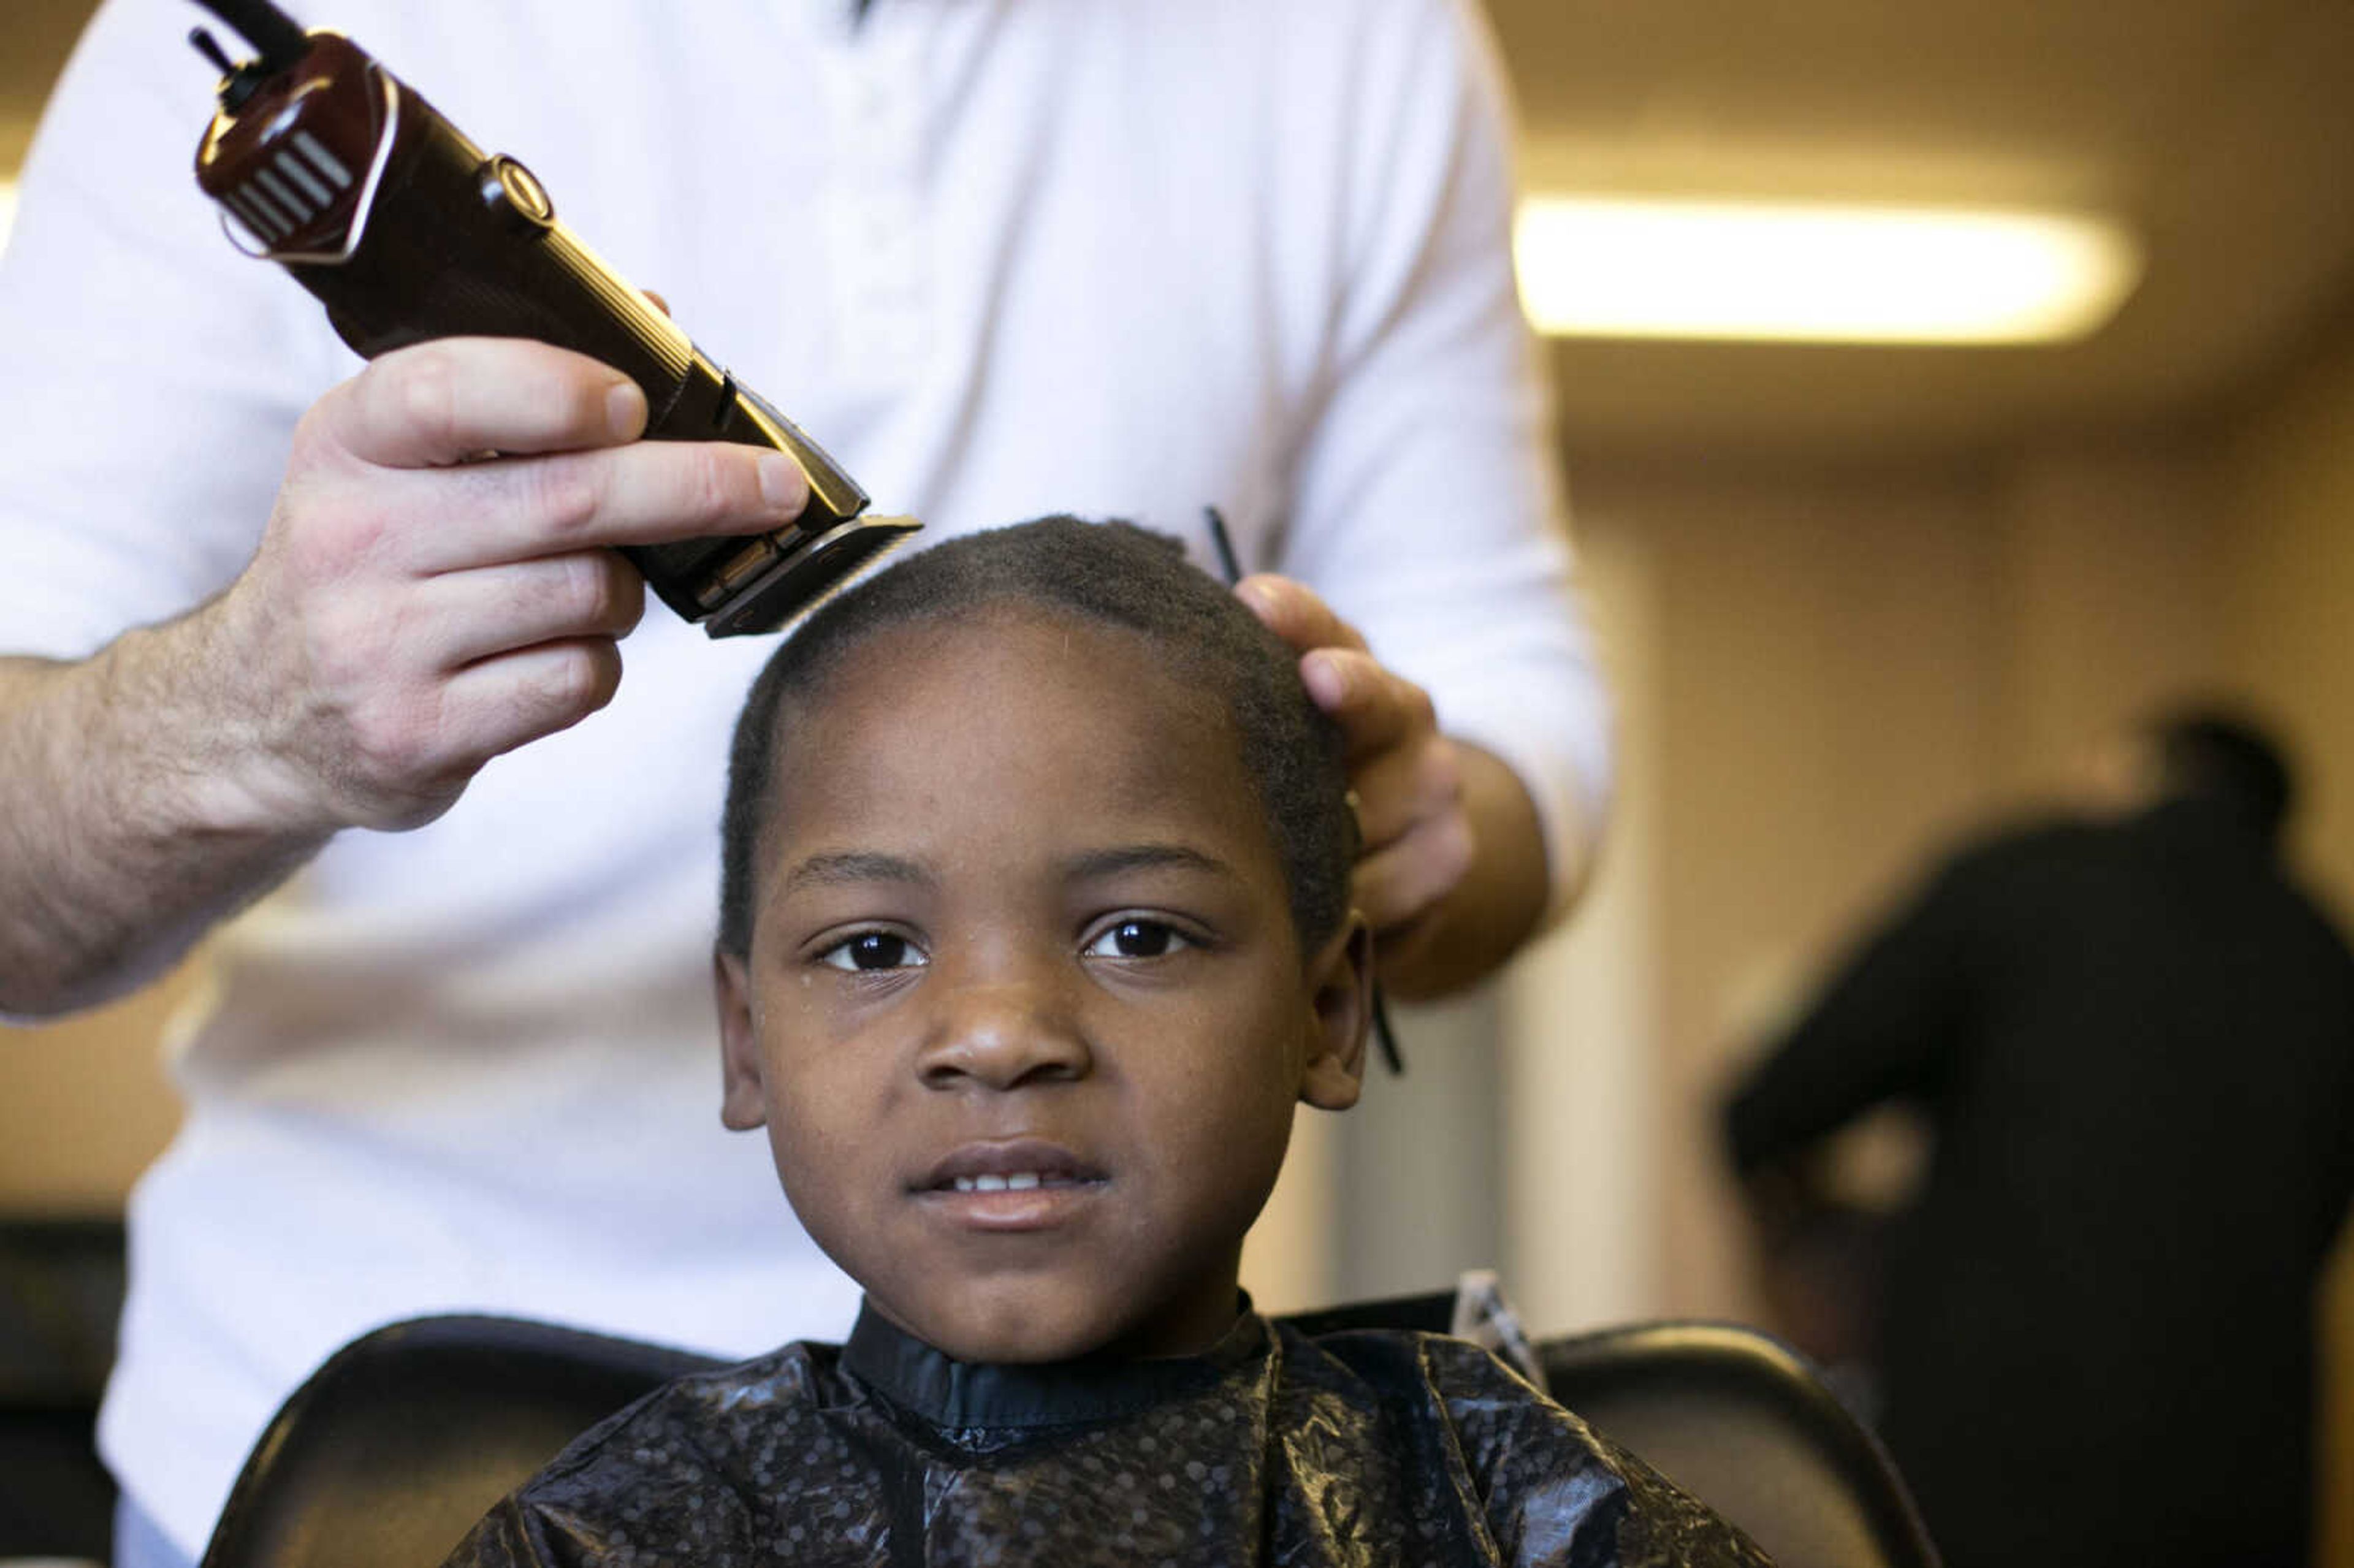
[1236,575,1472,956]
[204,337,807,834]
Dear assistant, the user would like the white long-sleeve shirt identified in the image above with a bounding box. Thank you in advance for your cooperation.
[0,0,1608,1550]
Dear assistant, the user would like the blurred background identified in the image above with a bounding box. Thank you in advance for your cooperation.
[4,0,2353,1561]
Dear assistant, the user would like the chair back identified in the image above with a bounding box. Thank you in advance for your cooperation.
[202,1311,1938,1568]
[198,1315,722,1568]
[1541,1320,1939,1568]
[0,1217,126,1558]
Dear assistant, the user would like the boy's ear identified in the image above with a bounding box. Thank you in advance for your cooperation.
[714,948,769,1131]
[1299,913,1373,1111]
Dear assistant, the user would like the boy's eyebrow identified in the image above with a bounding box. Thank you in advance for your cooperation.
[1063,843,1242,883]
[780,851,937,896]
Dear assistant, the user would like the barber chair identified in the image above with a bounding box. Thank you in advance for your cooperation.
[0,1216,127,1561]
[200,1306,1938,1568]
[197,1316,722,1568]
[1539,1321,1938,1568]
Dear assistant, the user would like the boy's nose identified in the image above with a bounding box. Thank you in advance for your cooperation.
[915,977,1092,1092]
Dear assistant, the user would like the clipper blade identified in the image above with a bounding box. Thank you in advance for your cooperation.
[704,514,920,638]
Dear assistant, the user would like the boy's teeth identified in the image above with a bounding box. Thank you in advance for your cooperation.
[948,1171,1061,1193]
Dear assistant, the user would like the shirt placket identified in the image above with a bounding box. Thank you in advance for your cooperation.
[820,7,932,384]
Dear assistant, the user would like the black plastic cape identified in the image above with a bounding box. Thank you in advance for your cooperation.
[444,1306,1773,1567]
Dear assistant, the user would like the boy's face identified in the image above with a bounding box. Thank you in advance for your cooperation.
[717,608,1368,1364]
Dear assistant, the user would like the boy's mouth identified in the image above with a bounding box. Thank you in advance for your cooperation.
[917,1138,1108,1193]
[915,1140,1110,1230]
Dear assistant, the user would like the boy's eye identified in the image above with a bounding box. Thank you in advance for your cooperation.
[1084,919,1192,960]
[818,932,928,972]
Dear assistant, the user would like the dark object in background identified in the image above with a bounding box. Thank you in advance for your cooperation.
[1727,785,2354,1568]
[199,1307,1934,1568]
[185,0,916,638]
[0,1216,127,1559]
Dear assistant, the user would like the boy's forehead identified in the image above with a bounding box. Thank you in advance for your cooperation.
[783,606,1191,737]
[763,609,1268,852]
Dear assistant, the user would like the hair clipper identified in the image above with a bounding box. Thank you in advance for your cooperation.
[185,0,916,638]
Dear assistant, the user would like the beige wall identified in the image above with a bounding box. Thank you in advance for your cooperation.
[2221,330,2354,897]
[0,972,188,1212]
[1504,522,1667,1335]
[1990,447,2222,795]
[1577,455,2008,1318]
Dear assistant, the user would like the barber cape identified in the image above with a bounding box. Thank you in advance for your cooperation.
[444,1307,1772,1567]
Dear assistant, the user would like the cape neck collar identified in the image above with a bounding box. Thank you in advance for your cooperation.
[842,1300,1267,1430]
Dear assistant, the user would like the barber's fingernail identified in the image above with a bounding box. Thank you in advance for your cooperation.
[759,453,809,513]
[1303,651,1346,703]
[606,380,647,441]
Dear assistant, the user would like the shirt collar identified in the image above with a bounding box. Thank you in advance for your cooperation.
[842,1300,1267,1431]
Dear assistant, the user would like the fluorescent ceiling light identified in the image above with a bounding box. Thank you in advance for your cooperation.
[1515,196,2141,344]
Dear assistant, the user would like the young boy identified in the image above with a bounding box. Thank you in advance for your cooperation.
[442,519,1769,1567]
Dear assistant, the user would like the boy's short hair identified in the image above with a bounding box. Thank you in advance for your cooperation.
[718,517,1356,956]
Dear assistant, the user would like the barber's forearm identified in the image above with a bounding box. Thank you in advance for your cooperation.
[1376,741,1555,1000]
[0,631,329,1018]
